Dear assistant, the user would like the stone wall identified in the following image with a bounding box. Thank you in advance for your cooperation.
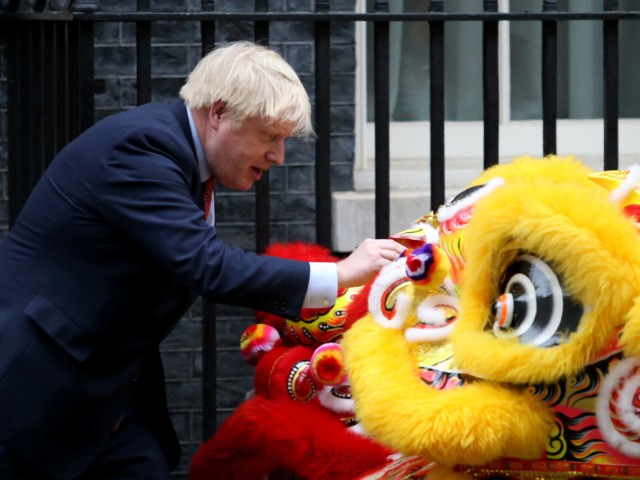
[0,1,356,478]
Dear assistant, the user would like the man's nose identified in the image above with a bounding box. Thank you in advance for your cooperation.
[267,140,285,165]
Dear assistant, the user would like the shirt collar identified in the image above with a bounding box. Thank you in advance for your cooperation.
[185,103,210,182]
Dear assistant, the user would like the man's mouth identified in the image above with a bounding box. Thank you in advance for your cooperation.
[252,166,264,180]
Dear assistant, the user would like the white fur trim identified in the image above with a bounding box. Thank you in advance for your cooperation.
[610,164,640,204]
[317,385,354,414]
[404,294,460,343]
[619,374,640,433]
[405,323,455,343]
[369,258,410,330]
[418,222,440,244]
[437,177,505,223]
[596,356,640,457]
[417,307,447,327]
[385,293,411,330]
[348,423,366,436]
[417,294,460,326]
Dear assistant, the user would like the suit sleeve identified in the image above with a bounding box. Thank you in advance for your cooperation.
[94,127,310,318]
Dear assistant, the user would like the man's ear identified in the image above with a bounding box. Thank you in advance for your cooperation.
[208,101,227,130]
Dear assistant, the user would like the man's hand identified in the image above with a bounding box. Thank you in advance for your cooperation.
[336,239,406,289]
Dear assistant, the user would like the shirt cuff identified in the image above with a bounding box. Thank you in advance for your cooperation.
[303,262,338,309]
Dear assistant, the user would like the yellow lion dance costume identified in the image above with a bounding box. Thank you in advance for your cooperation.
[343,155,640,479]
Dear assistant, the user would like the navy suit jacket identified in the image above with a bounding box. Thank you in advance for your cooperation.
[0,101,310,478]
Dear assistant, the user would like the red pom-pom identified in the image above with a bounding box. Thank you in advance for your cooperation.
[310,343,347,386]
[315,357,342,383]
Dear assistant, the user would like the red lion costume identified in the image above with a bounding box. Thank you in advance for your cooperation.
[190,243,392,480]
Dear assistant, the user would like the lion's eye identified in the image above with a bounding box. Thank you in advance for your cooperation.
[490,254,584,347]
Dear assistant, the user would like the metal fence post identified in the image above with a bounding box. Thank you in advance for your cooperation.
[483,0,499,168]
[373,0,390,239]
[542,0,558,156]
[254,0,271,254]
[603,0,619,170]
[429,0,445,211]
[315,0,332,247]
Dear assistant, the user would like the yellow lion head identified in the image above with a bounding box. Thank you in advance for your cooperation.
[343,156,640,478]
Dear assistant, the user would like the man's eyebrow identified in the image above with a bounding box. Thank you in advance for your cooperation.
[264,126,287,136]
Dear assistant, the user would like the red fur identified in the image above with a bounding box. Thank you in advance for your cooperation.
[253,309,286,334]
[255,242,340,338]
[345,280,373,324]
[191,242,391,480]
[264,241,339,263]
[190,396,391,480]
[253,345,314,399]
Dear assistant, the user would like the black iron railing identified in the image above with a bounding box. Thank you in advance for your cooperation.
[4,3,640,229]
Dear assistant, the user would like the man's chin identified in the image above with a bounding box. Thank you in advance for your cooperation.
[219,179,253,191]
[235,183,254,192]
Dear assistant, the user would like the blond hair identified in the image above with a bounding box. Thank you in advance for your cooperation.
[180,41,314,137]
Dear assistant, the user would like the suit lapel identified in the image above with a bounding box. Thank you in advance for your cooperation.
[169,100,205,207]
[169,100,197,160]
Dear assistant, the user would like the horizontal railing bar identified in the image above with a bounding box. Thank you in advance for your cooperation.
[3,11,640,22]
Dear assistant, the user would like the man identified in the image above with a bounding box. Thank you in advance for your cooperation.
[0,41,404,479]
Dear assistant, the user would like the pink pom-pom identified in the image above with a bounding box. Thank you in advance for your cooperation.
[310,343,347,386]
[240,324,281,366]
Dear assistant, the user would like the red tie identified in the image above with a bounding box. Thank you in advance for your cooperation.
[203,177,215,221]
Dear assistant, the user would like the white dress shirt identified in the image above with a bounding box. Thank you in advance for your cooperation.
[185,104,337,309]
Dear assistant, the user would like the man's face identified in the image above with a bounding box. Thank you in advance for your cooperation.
[204,105,293,191]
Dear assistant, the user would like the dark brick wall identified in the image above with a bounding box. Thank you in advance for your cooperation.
[0,2,356,478]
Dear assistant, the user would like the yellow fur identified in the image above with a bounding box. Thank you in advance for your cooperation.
[343,316,554,466]
[342,155,640,472]
[471,155,594,187]
[622,296,640,357]
[452,156,640,383]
